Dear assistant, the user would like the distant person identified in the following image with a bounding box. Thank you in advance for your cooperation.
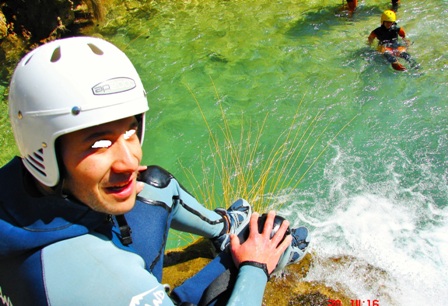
[392,0,400,11]
[367,10,418,71]
[346,0,400,17]
[346,0,357,17]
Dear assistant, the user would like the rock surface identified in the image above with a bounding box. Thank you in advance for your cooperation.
[163,239,352,306]
[0,0,101,79]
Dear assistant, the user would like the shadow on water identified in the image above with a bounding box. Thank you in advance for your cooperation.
[285,4,384,38]
[352,45,386,72]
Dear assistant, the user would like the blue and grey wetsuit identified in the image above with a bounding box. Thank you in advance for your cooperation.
[0,157,268,305]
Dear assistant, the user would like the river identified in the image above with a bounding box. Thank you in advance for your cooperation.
[1,0,447,304]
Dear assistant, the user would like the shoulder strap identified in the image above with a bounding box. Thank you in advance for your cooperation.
[115,214,133,246]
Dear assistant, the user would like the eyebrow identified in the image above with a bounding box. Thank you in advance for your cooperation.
[82,130,111,144]
[81,119,139,144]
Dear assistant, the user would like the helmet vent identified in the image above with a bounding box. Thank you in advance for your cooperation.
[26,149,47,177]
[24,54,34,66]
[27,160,47,177]
[51,47,62,62]
[33,149,44,162]
[87,43,104,55]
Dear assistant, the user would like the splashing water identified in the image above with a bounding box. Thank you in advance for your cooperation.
[282,144,448,304]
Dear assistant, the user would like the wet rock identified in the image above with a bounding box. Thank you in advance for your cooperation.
[0,0,105,80]
[1,0,74,41]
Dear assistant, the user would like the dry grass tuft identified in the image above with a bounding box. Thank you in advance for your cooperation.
[180,77,357,213]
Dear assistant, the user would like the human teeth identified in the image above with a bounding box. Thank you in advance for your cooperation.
[109,182,128,190]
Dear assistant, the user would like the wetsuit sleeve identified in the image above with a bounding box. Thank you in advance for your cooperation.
[41,232,175,306]
[226,265,268,306]
[137,165,225,238]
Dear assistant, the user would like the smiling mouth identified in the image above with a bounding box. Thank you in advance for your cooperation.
[105,180,132,193]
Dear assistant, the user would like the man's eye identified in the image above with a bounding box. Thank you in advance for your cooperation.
[124,129,137,140]
[91,140,112,149]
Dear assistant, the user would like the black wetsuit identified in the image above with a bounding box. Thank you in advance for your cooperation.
[370,24,405,46]
[369,24,411,63]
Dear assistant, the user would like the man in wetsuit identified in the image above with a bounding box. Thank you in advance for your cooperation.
[367,10,418,71]
[0,37,310,305]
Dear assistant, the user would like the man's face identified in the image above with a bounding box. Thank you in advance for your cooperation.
[59,116,143,215]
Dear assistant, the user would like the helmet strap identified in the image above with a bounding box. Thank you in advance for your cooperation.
[53,137,69,198]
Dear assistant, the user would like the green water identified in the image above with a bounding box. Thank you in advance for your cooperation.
[116,1,448,303]
[1,0,447,304]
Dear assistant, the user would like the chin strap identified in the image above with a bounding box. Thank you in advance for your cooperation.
[115,214,133,246]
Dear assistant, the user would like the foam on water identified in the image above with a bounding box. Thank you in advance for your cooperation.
[282,150,448,305]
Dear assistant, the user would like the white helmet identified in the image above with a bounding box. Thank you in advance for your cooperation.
[8,36,149,187]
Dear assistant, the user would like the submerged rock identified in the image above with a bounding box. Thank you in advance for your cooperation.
[208,52,229,63]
